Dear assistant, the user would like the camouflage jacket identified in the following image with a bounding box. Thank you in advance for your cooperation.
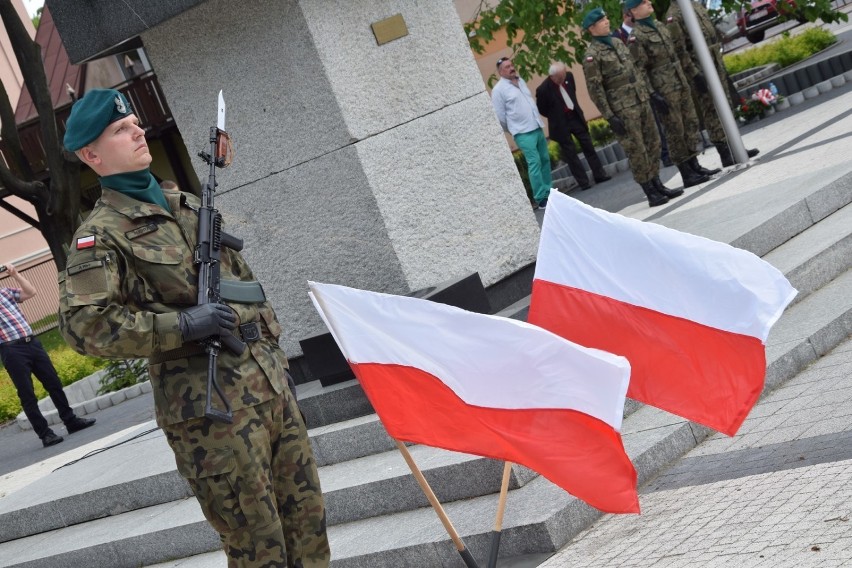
[59,187,288,427]
[629,20,696,94]
[665,3,727,78]
[582,38,653,120]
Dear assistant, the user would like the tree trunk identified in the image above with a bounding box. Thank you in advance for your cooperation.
[0,1,81,272]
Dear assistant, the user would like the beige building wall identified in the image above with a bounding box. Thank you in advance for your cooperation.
[453,0,603,149]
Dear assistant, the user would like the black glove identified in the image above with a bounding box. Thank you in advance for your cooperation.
[608,116,627,137]
[650,92,670,116]
[179,303,237,343]
[693,73,708,94]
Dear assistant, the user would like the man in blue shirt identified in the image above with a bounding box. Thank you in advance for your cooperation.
[0,264,95,447]
[491,57,554,209]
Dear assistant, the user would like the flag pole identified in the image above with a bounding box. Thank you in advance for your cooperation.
[395,440,480,568]
[487,461,513,568]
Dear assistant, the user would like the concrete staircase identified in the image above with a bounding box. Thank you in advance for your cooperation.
[0,168,850,568]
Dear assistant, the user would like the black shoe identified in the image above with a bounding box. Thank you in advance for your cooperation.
[538,198,548,209]
[677,162,710,188]
[65,416,96,433]
[716,143,758,166]
[41,431,64,447]
[688,156,720,176]
[593,173,611,183]
[579,182,592,191]
[662,156,675,168]
[653,176,684,198]
[715,142,733,167]
[640,181,669,207]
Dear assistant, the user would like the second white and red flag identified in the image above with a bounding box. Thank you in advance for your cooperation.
[529,192,797,436]
[309,281,638,514]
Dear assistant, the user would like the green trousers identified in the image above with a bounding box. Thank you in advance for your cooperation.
[514,128,553,203]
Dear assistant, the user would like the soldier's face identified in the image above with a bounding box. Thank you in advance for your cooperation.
[631,0,654,19]
[589,17,611,36]
[83,115,152,176]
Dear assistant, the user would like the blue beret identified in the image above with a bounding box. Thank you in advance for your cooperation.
[63,89,134,151]
[624,0,643,10]
[582,7,607,29]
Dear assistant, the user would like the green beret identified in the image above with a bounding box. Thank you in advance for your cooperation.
[624,0,643,10]
[63,89,134,151]
[582,7,607,29]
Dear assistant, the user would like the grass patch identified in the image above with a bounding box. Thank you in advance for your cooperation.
[724,28,837,75]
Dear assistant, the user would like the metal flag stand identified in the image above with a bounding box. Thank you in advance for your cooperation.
[395,440,480,568]
[487,462,513,568]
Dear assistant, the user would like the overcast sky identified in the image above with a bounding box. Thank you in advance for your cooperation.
[23,0,44,18]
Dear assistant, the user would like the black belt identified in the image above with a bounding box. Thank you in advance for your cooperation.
[1,335,33,347]
[149,322,264,364]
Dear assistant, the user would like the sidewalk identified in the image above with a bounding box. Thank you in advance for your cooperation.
[540,336,852,568]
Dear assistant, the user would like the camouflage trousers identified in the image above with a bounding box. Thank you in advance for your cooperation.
[614,102,661,184]
[163,390,330,568]
[658,87,701,164]
[693,87,726,144]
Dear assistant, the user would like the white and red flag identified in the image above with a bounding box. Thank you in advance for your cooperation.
[529,192,797,436]
[308,281,638,514]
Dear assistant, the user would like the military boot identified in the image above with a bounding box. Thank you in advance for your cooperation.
[688,156,720,176]
[715,142,760,167]
[641,181,669,207]
[677,162,710,188]
[653,176,684,198]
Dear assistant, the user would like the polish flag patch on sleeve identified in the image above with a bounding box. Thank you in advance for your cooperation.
[586,56,594,62]
[76,235,96,250]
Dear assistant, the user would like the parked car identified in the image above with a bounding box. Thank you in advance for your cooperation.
[736,0,806,43]
[703,0,743,43]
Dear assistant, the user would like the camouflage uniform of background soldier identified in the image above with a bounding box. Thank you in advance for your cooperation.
[665,1,760,166]
[581,7,682,207]
[58,89,329,568]
[626,0,720,188]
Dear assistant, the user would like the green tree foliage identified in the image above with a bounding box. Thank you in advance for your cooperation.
[464,0,845,83]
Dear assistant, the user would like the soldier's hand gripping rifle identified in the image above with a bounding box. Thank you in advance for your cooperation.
[196,91,245,423]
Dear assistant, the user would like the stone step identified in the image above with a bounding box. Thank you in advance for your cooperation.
[0,426,537,542]
[5,264,850,568]
[761,201,852,305]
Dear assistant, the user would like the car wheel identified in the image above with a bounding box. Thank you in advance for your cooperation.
[746,30,766,43]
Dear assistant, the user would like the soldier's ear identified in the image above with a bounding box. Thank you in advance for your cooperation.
[77,145,101,167]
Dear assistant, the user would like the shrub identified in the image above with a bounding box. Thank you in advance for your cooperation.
[588,118,615,147]
[724,28,836,75]
[0,336,108,423]
[98,359,148,395]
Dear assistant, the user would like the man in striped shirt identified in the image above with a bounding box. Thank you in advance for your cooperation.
[0,264,95,447]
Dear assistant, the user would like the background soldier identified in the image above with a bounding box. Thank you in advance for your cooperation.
[626,0,720,188]
[582,7,682,207]
[59,89,330,568]
[665,1,760,166]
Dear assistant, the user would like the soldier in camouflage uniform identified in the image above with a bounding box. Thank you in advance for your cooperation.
[625,0,720,188]
[665,1,760,166]
[581,7,681,207]
[58,89,330,568]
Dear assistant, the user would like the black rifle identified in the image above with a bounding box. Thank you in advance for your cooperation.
[197,126,245,423]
